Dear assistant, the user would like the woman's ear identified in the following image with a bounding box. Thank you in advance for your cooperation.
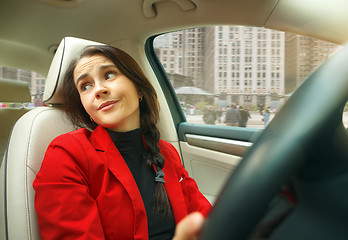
[138,90,143,102]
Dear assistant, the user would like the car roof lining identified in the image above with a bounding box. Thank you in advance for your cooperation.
[1,0,348,76]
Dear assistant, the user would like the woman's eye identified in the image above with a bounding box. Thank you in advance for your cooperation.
[105,72,116,80]
[81,83,92,91]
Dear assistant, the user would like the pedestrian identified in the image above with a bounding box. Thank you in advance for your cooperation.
[238,106,251,127]
[216,108,223,123]
[225,104,241,126]
[203,105,217,125]
[258,103,264,115]
[263,107,272,127]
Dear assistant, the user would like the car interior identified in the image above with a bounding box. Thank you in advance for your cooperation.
[0,79,31,157]
[1,0,348,239]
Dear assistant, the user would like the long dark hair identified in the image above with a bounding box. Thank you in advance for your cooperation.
[61,45,171,216]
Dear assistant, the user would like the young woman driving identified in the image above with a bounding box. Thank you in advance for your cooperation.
[33,45,211,240]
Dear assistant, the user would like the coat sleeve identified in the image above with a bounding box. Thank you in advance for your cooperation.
[162,141,212,217]
[33,134,105,240]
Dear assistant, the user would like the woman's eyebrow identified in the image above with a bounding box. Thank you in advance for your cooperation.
[75,64,117,85]
[75,73,88,85]
[100,64,116,70]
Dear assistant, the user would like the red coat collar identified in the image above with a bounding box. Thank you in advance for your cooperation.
[89,126,114,151]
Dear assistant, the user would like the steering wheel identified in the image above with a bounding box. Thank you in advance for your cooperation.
[199,44,348,240]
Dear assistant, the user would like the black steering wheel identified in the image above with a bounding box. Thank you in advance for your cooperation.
[199,43,348,240]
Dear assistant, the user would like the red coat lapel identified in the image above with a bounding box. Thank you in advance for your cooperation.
[160,141,189,223]
[90,126,148,237]
[163,169,188,223]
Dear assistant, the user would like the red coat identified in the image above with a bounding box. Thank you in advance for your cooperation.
[33,126,211,240]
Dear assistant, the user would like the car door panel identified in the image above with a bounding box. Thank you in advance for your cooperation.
[177,123,260,204]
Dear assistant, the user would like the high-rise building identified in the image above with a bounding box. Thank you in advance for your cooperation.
[284,33,341,94]
[155,28,206,89]
[205,26,285,108]
[30,72,45,104]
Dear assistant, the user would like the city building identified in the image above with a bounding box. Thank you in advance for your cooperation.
[154,28,206,89]
[204,26,285,109]
[155,26,285,110]
[284,33,341,94]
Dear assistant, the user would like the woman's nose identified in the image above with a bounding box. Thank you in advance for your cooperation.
[94,83,109,98]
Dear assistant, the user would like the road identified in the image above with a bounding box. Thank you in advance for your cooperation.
[186,111,268,129]
[186,111,348,129]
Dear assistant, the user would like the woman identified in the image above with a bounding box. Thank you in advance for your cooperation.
[33,45,211,239]
[262,108,272,127]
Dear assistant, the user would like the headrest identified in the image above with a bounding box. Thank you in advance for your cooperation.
[0,78,31,103]
[43,37,104,105]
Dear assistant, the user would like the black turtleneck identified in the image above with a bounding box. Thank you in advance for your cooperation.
[106,128,175,240]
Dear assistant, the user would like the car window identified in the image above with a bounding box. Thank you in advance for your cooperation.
[153,26,347,129]
[0,66,45,109]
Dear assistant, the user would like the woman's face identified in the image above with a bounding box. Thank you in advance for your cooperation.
[74,54,141,132]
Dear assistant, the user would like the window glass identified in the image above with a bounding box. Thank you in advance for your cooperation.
[0,66,45,109]
[153,26,346,129]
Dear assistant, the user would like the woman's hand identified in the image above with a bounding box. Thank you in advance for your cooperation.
[173,212,205,240]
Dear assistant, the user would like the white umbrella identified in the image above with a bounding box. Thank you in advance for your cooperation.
[175,86,214,96]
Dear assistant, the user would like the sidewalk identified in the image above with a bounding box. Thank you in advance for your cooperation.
[185,111,348,129]
[185,111,268,129]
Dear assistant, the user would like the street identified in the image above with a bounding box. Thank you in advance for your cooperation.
[186,111,348,129]
[185,111,270,129]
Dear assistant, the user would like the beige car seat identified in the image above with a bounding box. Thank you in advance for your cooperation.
[0,37,104,240]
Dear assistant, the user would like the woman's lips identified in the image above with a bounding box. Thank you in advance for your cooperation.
[98,100,118,111]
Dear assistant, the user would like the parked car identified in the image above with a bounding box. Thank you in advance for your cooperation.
[1,0,348,239]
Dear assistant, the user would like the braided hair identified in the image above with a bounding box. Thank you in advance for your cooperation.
[61,45,171,216]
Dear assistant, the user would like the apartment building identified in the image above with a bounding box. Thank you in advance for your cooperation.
[285,33,341,94]
[154,28,206,89]
[205,26,285,108]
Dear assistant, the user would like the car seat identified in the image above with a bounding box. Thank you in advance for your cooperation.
[0,37,104,240]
